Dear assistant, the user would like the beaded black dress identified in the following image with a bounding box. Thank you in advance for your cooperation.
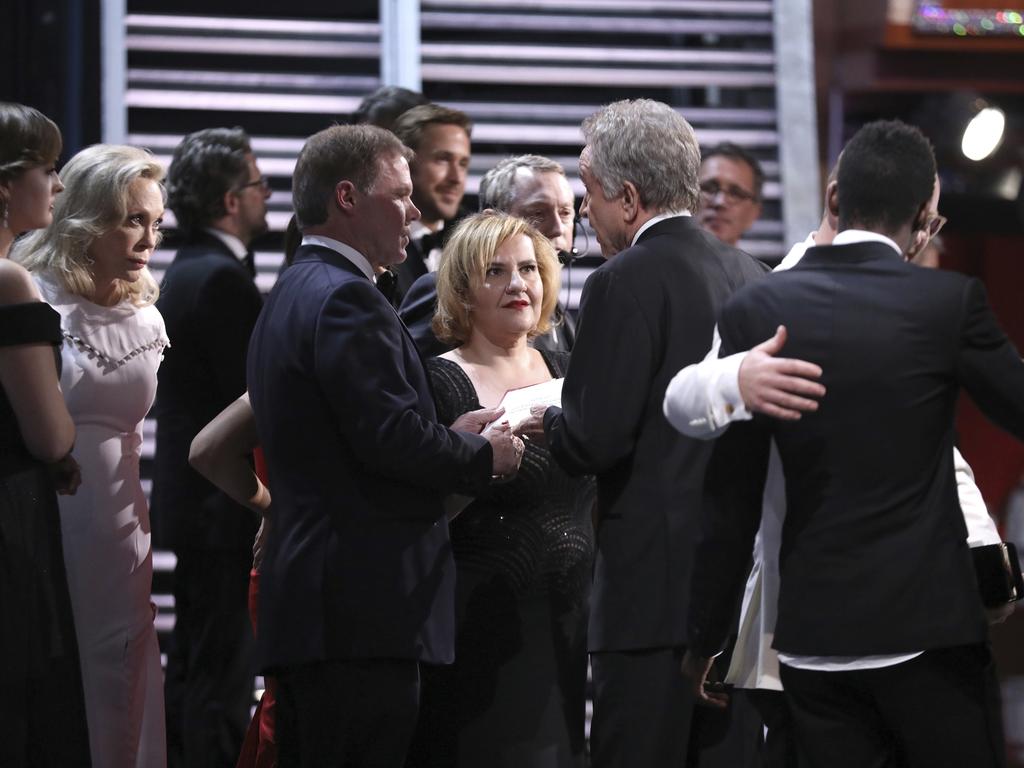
[408,350,595,768]
[0,302,90,766]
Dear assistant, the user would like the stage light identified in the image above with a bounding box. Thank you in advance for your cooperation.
[961,104,1005,161]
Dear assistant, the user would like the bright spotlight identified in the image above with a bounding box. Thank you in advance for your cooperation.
[961,106,1005,161]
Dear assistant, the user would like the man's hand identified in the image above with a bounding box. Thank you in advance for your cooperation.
[514,405,550,446]
[451,406,505,434]
[486,421,525,478]
[680,649,728,709]
[48,453,82,495]
[738,325,826,420]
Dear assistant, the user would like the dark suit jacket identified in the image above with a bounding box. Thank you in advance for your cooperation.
[688,241,1024,659]
[152,232,263,552]
[542,215,768,652]
[246,244,494,670]
[397,271,577,360]
[393,237,429,309]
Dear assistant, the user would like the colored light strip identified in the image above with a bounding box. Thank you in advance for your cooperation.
[914,3,1024,36]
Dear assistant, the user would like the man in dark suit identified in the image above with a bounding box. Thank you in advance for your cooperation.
[246,124,523,766]
[519,99,768,767]
[682,120,1024,767]
[398,153,578,357]
[153,127,269,768]
[389,103,472,306]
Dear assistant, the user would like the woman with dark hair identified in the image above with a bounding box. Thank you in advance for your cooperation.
[0,101,91,766]
[13,143,169,767]
[409,212,594,768]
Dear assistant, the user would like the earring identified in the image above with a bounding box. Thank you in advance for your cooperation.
[1,201,8,231]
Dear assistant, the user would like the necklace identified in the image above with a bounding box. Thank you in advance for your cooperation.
[62,330,168,373]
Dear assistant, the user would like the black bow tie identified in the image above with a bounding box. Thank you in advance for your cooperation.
[419,231,443,255]
[376,269,398,304]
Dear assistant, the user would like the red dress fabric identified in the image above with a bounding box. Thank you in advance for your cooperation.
[236,448,277,768]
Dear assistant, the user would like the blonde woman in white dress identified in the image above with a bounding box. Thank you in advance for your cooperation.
[13,144,169,768]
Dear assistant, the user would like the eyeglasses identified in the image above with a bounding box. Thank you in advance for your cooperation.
[699,180,759,205]
[237,175,269,192]
[924,213,947,239]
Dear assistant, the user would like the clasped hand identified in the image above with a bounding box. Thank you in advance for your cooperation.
[450,406,524,479]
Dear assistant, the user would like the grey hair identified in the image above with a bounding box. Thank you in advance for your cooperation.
[12,144,165,307]
[478,154,565,212]
[581,99,701,213]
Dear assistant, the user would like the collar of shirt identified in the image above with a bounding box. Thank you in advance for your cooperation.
[204,227,249,262]
[630,210,691,247]
[301,234,376,282]
[832,229,901,256]
[776,232,817,272]
[409,219,444,242]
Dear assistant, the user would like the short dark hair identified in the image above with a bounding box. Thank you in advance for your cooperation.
[353,86,429,130]
[390,104,472,153]
[292,124,413,230]
[166,127,252,237]
[837,120,936,233]
[702,142,765,201]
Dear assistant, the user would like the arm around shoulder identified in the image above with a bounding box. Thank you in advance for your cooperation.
[663,325,751,440]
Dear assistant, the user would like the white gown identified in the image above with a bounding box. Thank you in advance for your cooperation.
[37,274,168,768]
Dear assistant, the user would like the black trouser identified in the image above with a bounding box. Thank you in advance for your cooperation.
[275,658,421,768]
[780,644,1006,768]
[165,547,255,768]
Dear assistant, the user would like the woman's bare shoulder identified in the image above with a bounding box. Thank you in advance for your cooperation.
[0,260,42,305]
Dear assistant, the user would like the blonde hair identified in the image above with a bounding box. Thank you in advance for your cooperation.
[433,211,560,346]
[13,144,165,307]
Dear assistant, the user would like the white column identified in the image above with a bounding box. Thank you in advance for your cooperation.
[101,0,127,143]
[774,0,820,246]
[380,0,422,91]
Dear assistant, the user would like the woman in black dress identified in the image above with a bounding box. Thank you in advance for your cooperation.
[408,212,594,768]
[0,102,90,766]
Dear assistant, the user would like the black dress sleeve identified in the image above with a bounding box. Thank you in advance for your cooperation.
[0,302,62,347]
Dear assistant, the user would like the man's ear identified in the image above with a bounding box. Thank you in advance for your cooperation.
[222,188,240,216]
[903,202,932,261]
[334,180,358,213]
[621,181,640,223]
[825,180,839,221]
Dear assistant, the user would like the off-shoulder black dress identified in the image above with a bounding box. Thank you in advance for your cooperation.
[0,302,90,766]
[408,350,595,768]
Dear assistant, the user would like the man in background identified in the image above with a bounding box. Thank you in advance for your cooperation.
[399,153,577,356]
[698,141,764,248]
[154,126,269,768]
[390,104,472,305]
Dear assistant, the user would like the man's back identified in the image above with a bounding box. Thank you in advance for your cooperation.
[152,234,262,550]
[713,240,1024,655]
[549,215,767,651]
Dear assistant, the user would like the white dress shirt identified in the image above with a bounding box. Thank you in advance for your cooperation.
[300,235,376,282]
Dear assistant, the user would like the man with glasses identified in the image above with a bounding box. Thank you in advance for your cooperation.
[154,127,269,768]
[698,142,765,248]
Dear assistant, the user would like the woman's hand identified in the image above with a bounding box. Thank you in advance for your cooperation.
[49,453,82,495]
[253,514,271,571]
